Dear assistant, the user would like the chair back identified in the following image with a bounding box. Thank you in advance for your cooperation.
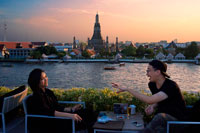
[22,94,32,115]
[2,85,28,113]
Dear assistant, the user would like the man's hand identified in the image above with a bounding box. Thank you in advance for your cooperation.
[112,83,127,93]
[145,105,155,115]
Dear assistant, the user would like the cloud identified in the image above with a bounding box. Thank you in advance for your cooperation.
[49,7,132,21]
[50,8,95,15]
[93,0,151,6]
[13,16,60,27]
[0,12,6,20]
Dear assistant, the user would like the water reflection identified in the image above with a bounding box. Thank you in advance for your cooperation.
[0,62,200,93]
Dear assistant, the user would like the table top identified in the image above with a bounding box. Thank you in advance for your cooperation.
[93,111,144,131]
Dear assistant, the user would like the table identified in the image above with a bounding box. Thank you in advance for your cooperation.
[93,111,144,133]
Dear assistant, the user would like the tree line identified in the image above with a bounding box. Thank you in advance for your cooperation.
[30,41,200,59]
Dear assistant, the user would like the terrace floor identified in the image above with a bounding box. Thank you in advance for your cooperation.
[0,117,25,133]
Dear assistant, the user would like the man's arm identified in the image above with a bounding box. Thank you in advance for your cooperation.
[127,89,168,104]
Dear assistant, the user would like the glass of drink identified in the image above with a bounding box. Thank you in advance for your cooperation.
[127,107,131,119]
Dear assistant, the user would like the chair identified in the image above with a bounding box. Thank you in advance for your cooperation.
[23,94,86,133]
[0,85,28,133]
[167,105,200,133]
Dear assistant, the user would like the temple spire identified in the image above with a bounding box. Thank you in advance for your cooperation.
[116,37,119,53]
[73,36,77,49]
[96,13,99,23]
[89,13,104,53]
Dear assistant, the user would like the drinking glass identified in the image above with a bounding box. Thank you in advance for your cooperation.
[127,107,131,119]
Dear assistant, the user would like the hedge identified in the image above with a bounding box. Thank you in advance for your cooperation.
[1,86,199,122]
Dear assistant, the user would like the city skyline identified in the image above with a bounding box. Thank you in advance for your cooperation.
[0,0,200,43]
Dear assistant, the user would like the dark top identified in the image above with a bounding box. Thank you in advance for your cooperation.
[148,78,186,120]
[187,99,200,121]
[26,88,97,132]
[27,88,65,116]
[27,88,69,132]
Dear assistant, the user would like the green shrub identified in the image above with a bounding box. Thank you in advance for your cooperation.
[182,91,200,105]
[1,86,199,123]
[0,86,11,96]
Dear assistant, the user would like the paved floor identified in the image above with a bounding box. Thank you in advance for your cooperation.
[3,118,89,133]
[0,117,25,133]
[2,117,92,133]
[9,119,25,133]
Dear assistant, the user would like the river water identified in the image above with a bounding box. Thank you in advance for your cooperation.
[0,62,200,93]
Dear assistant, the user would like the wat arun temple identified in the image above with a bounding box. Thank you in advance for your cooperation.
[88,13,105,53]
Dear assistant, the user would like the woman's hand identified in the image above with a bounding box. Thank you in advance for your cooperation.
[145,105,155,115]
[112,83,127,93]
[72,104,82,112]
[71,114,82,122]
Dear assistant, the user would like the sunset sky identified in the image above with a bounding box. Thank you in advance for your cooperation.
[0,0,200,43]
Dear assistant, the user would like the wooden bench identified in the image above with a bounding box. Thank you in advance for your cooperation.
[0,85,28,133]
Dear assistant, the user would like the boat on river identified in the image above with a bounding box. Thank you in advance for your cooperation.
[104,66,116,70]
[119,62,125,66]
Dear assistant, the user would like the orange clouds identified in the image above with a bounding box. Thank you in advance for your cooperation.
[6,0,200,42]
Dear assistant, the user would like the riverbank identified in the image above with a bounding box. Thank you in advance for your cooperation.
[0,58,24,62]
[0,58,199,64]
[24,58,198,64]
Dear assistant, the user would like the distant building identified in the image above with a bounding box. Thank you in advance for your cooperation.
[175,43,187,48]
[195,53,200,60]
[48,42,64,46]
[116,37,119,53]
[70,49,81,57]
[156,52,166,60]
[166,53,174,60]
[9,48,32,59]
[54,45,73,52]
[73,36,77,49]
[125,41,131,46]
[105,36,110,53]
[31,42,48,47]
[110,43,116,53]
[0,42,32,49]
[135,42,148,48]
[195,42,200,46]
[185,41,200,47]
[175,53,185,60]
[86,49,96,58]
[88,13,104,53]
[159,40,168,48]
[0,42,33,59]
[165,41,177,55]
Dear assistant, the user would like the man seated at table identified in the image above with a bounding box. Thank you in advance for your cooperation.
[112,60,186,133]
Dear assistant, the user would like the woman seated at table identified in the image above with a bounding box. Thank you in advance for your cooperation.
[27,68,96,133]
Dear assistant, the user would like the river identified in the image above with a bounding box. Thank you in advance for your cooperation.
[0,62,200,93]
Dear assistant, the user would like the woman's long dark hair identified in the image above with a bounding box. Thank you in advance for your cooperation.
[28,68,45,93]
